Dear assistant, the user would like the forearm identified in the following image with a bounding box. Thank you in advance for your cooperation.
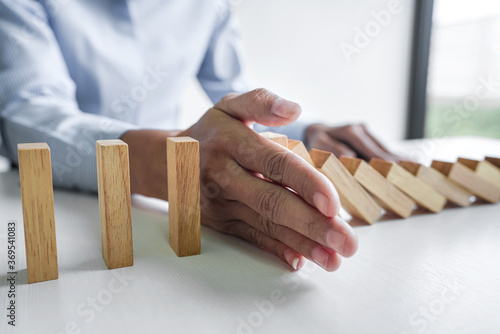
[0,0,139,192]
[1,106,137,192]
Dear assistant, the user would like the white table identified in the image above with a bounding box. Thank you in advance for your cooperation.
[1,137,499,334]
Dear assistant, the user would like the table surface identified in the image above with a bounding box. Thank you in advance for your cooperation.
[1,136,499,334]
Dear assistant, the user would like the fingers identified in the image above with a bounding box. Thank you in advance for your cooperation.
[362,125,402,162]
[234,203,343,271]
[214,88,302,127]
[329,124,398,162]
[225,168,358,258]
[310,131,357,158]
[216,219,306,271]
[229,130,340,218]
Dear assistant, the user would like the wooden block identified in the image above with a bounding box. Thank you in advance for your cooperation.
[431,160,500,203]
[167,137,201,257]
[309,149,381,224]
[400,161,472,207]
[340,157,415,218]
[485,157,500,169]
[457,158,500,188]
[18,143,58,284]
[260,132,288,147]
[287,139,314,166]
[96,140,134,269]
[370,158,446,213]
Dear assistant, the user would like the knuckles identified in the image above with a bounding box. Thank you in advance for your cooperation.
[304,217,320,241]
[262,150,292,183]
[219,220,237,234]
[248,228,264,248]
[217,92,238,107]
[249,88,276,112]
[335,123,366,139]
[255,215,279,239]
[257,189,286,223]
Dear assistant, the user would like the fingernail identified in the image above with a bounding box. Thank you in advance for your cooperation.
[311,247,330,270]
[295,257,305,270]
[334,215,351,228]
[326,229,347,255]
[334,216,358,257]
[284,249,299,271]
[271,99,300,119]
[313,192,334,217]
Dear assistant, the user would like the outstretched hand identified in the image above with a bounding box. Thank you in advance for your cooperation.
[305,123,401,162]
[182,89,358,271]
[122,89,358,272]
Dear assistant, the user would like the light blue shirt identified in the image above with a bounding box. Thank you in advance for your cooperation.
[0,0,308,192]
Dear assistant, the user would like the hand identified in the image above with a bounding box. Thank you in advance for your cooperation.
[122,89,358,271]
[305,123,401,162]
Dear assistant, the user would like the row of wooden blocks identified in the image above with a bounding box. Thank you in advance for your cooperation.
[17,138,200,284]
[16,133,500,283]
[261,132,500,225]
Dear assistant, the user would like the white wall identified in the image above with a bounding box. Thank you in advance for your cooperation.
[179,0,415,142]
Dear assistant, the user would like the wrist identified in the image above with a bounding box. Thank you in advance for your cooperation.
[120,129,182,200]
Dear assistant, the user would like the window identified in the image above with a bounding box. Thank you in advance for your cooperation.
[424,0,500,139]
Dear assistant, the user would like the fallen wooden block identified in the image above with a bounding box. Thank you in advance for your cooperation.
[431,160,500,203]
[457,158,500,188]
[287,139,314,166]
[167,137,201,257]
[260,132,288,147]
[310,149,381,224]
[340,157,415,218]
[96,140,134,270]
[399,161,472,207]
[485,157,500,169]
[18,143,58,284]
[370,158,446,213]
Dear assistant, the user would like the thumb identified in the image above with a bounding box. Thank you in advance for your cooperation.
[214,88,302,127]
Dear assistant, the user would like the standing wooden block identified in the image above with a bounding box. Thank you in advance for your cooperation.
[167,137,201,257]
[96,140,133,269]
[399,161,472,207]
[457,158,500,188]
[370,158,446,213]
[18,143,58,284]
[309,149,381,224]
[340,157,415,218]
[485,157,500,169]
[260,132,288,147]
[287,139,315,166]
[431,160,500,203]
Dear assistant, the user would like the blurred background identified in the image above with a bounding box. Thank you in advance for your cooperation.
[179,0,414,142]
[426,0,500,139]
[179,0,500,142]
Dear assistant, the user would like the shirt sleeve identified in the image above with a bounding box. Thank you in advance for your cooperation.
[0,0,137,192]
[196,6,252,104]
